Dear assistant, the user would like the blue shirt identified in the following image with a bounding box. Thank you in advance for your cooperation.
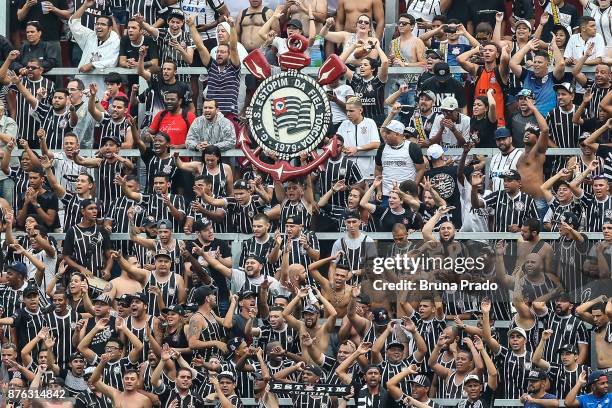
[577,393,612,407]
[519,69,559,117]
[524,393,557,407]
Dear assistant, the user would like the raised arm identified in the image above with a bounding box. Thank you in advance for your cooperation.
[87,83,104,122]
[509,39,535,78]
[550,35,566,80]
[359,176,381,213]
[480,299,501,354]
[41,156,66,198]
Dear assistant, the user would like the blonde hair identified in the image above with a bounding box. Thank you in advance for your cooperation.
[346,96,362,107]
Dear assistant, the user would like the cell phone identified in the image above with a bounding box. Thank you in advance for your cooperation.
[585,78,594,88]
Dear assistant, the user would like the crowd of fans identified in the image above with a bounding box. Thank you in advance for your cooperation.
[0,0,610,407]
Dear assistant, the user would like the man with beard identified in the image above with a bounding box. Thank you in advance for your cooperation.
[533,332,591,399]
[186,99,236,152]
[87,84,133,148]
[0,50,55,147]
[542,169,584,231]
[248,307,300,354]
[567,133,605,196]
[188,285,228,362]
[46,290,82,371]
[92,366,151,408]
[569,163,612,233]
[422,206,471,262]
[273,361,331,408]
[282,287,337,359]
[401,90,438,145]
[514,94,552,221]
[582,119,612,182]
[60,353,89,397]
[9,78,77,150]
[151,347,206,408]
[149,89,196,149]
[15,166,59,231]
[274,216,320,275]
[519,368,558,406]
[238,213,276,277]
[547,83,582,174]
[516,218,554,275]
[565,370,612,408]
[337,347,389,408]
[576,298,612,372]
[481,299,532,401]
[509,90,538,148]
[307,254,353,318]
[129,218,185,275]
[42,158,100,232]
[62,200,112,279]
[125,292,162,362]
[137,55,193,129]
[118,173,186,233]
[206,371,244,408]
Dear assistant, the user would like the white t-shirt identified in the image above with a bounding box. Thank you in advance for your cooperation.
[564,33,605,61]
[26,248,58,293]
[489,148,524,192]
[584,3,612,49]
[337,118,381,178]
[458,181,491,233]
[428,113,471,148]
[325,84,355,124]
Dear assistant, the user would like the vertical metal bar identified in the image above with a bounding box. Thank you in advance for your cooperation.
[0,0,7,37]
[385,0,398,26]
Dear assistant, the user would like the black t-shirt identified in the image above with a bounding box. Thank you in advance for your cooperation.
[455,386,495,407]
[425,165,473,229]
[372,205,423,231]
[540,1,579,42]
[190,238,232,299]
[470,116,497,148]
[72,0,114,31]
[596,144,612,181]
[119,35,158,62]
[17,189,60,230]
[584,118,610,143]
[420,77,467,109]
[17,0,68,40]
[349,74,386,125]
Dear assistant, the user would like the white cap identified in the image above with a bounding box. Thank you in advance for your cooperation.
[384,120,405,135]
[427,144,444,160]
[440,96,458,111]
[508,327,527,338]
[516,19,532,31]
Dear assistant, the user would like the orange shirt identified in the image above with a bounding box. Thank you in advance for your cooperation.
[474,67,506,126]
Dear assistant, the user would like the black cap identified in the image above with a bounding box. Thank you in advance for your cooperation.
[527,368,548,381]
[559,212,580,229]
[238,289,257,301]
[69,352,85,362]
[6,262,27,278]
[116,294,133,306]
[193,285,216,304]
[233,179,249,190]
[218,371,235,381]
[372,308,390,326]
[287,19,303,30]
[433,62,451,81]
[183,303,198,312]
[578,132,590,141]
[168,8,185,20]
[193,218,212,231]
[557,344,578,354]
[23,284,39,297]
[94,294,112,305]
[155,248,172,259]
[226,337,244,358]
[100,136,120,146]
[285,215,303,225]
[386,341,404,350]
[48,377,65,386]
[303,365,323,377]
[143,215,157,228]
[501,169,521,181]
[131,292,148,304]
[303,304,320,315]
[409,375,431,387]
[246,253,266,265]
[157,219,173,230]
[162,304,185,315]
[425,49,442,59]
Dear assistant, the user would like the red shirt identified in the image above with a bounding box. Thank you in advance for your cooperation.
[150,110,196,145]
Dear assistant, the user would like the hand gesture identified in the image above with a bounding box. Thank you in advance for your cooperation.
[43,332,56,349]
[540,12,549,25]
[351,285,361,298]
[40,155,53,170]
[542,328,553,340]
[273,5,284,19]
[495,11,504,22]
[37,326,50,340]
[357,341,372,354]
[297,286,309,299]
[473,336,484,351]
[6,71,19,85]
[96,317,110,330]
[7,50,20,61]
[186,15,195,27]
[470,171,483,187]
[585,41,595,57]
[99,352,112,363]
[88,83,97,97]
[325,17,335,28]
[481,298,491,314]
[139,45,148,57]
[577,370,588,385]
[402,316,416,332]
[115,316,125,331]
[332,179,346,192]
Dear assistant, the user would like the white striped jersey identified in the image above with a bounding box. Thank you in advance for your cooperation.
[596,144,612,181]
[586,84,611,119]
[145,271,180,316]
[405,0,442,36]
[258,323,300,354]
[127,0,167,25]
[489,148,524,191]
[547,106,581,173]
[494,346,532,399]
[543,197,583,231]
[317,156,363,207]
[552,235,591,301]
[179,0,225,40]
[578,192,612,232]
[541,312,589,366]
[96,158,125,216]
[32,102,74,150]
[7,166,29,210]
[224,194,266,233]
[585,2,612,47]
[203,164,229,198]
[576,154,605,195]
[138,193,186,233]
[408,311,446,374]
[278,199,312,232]
[187,196,228,233]
[142,147,177,194]
[9,77,55,145]
[239,235,277,277]
[482,190,539,232]
[155,28,194,69]
[47,308,81,370]
[95,113,130,148]
[548,363,591,398]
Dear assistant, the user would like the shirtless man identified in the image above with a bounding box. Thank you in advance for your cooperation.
[307,253,353,318]
[336,0,384,39]
[515,97,550,220]
[576,297,612,370]
[103,255,144,305]
[235,0,278,51]
[93,367,152,408]
[282,286,337,362]
[283,0,328,37]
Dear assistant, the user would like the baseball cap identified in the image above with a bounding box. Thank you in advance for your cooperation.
[48,377,65,386]
[433,62,451,81]
[168,8,185,20]
[287,19,303,30]
[253,372,265,380]
[68,352,85,362]
[116,294,133,306]
[285,215,303,225]
[246,253,266,265]
[162,304,185,315]
[553,82,575,94]
[157,219,173,230]
[238,289,257,301]
[6,262,27,278]
[517,89,534,98]
[83,367,95,379]
[372,308,390,326]
[501,169,521,181]
[154,248,172,259]
[527,368,548,381]
[193,218,212,231]
[233,179,249,190]
[384,120,405,135]
[404,126,417,137]
[226,337,244,358]
[100,136,120,146]
[218,371,236,381]
[303,365,323,377]
[303,304,320,315]
[463,374,483,384]
[418,90,436,101]
[94,294,112,305]
[440,96,458,111]
[508,327,527,338]
[515,19,532,31]
[131,292,148,304]
[557,344,578,354]
[587,370,607,386]
[143,215,157,228]
[425,49,442,59]
[559,212,580,229]
[495,127,512,139]
[427,144,444,160]
[578,132,590,142]
[386,341,404,350]
[409,375,431,387]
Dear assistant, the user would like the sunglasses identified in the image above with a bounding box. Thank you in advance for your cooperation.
[357,20,371,25]
[398,21,411,26]
[26,65,41,70]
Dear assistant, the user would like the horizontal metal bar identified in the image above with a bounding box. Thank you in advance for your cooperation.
[8,147,584,158]
[13,231,604,240]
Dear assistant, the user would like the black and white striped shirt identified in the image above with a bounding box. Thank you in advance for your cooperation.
[33,102,73,150]
[96,158,124,216]
[100,356,135,391]
[155,28,194,80]
[95,113,130,148]
[547,106,581,173]
[578,192,612,232]
[9,77,55,145]
[482,190,539,232]
[47,308,80,370]
[541,312,589,366]
[552,235,590,301]
[548,363,590,399]
[283,232,320,276]
[12,307,49,357]
[193,311,224,361]
[105,196,145,256]
[576,155,605,195]
[60,192,100,232]
[587,84,611,118]
[205,59,240,115]
[494,347,532,399]
[7,166,28,210]
[317,156,363,207]
[225,194,266,233]
[126,315,155,363]
[142,148,177,194]
[75,389,112,408]
[145,271,180,316]
[543,197,583,231]
[409,312,446,373]
[259,323,300,354]
[187,196,227,233]
[239,235,277,277]
[489,148,524,191]
[62,224,111,277]
[139,193,186,233]
[127,0,167,25]
[279,200,312,232]
[203,164,229,198]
